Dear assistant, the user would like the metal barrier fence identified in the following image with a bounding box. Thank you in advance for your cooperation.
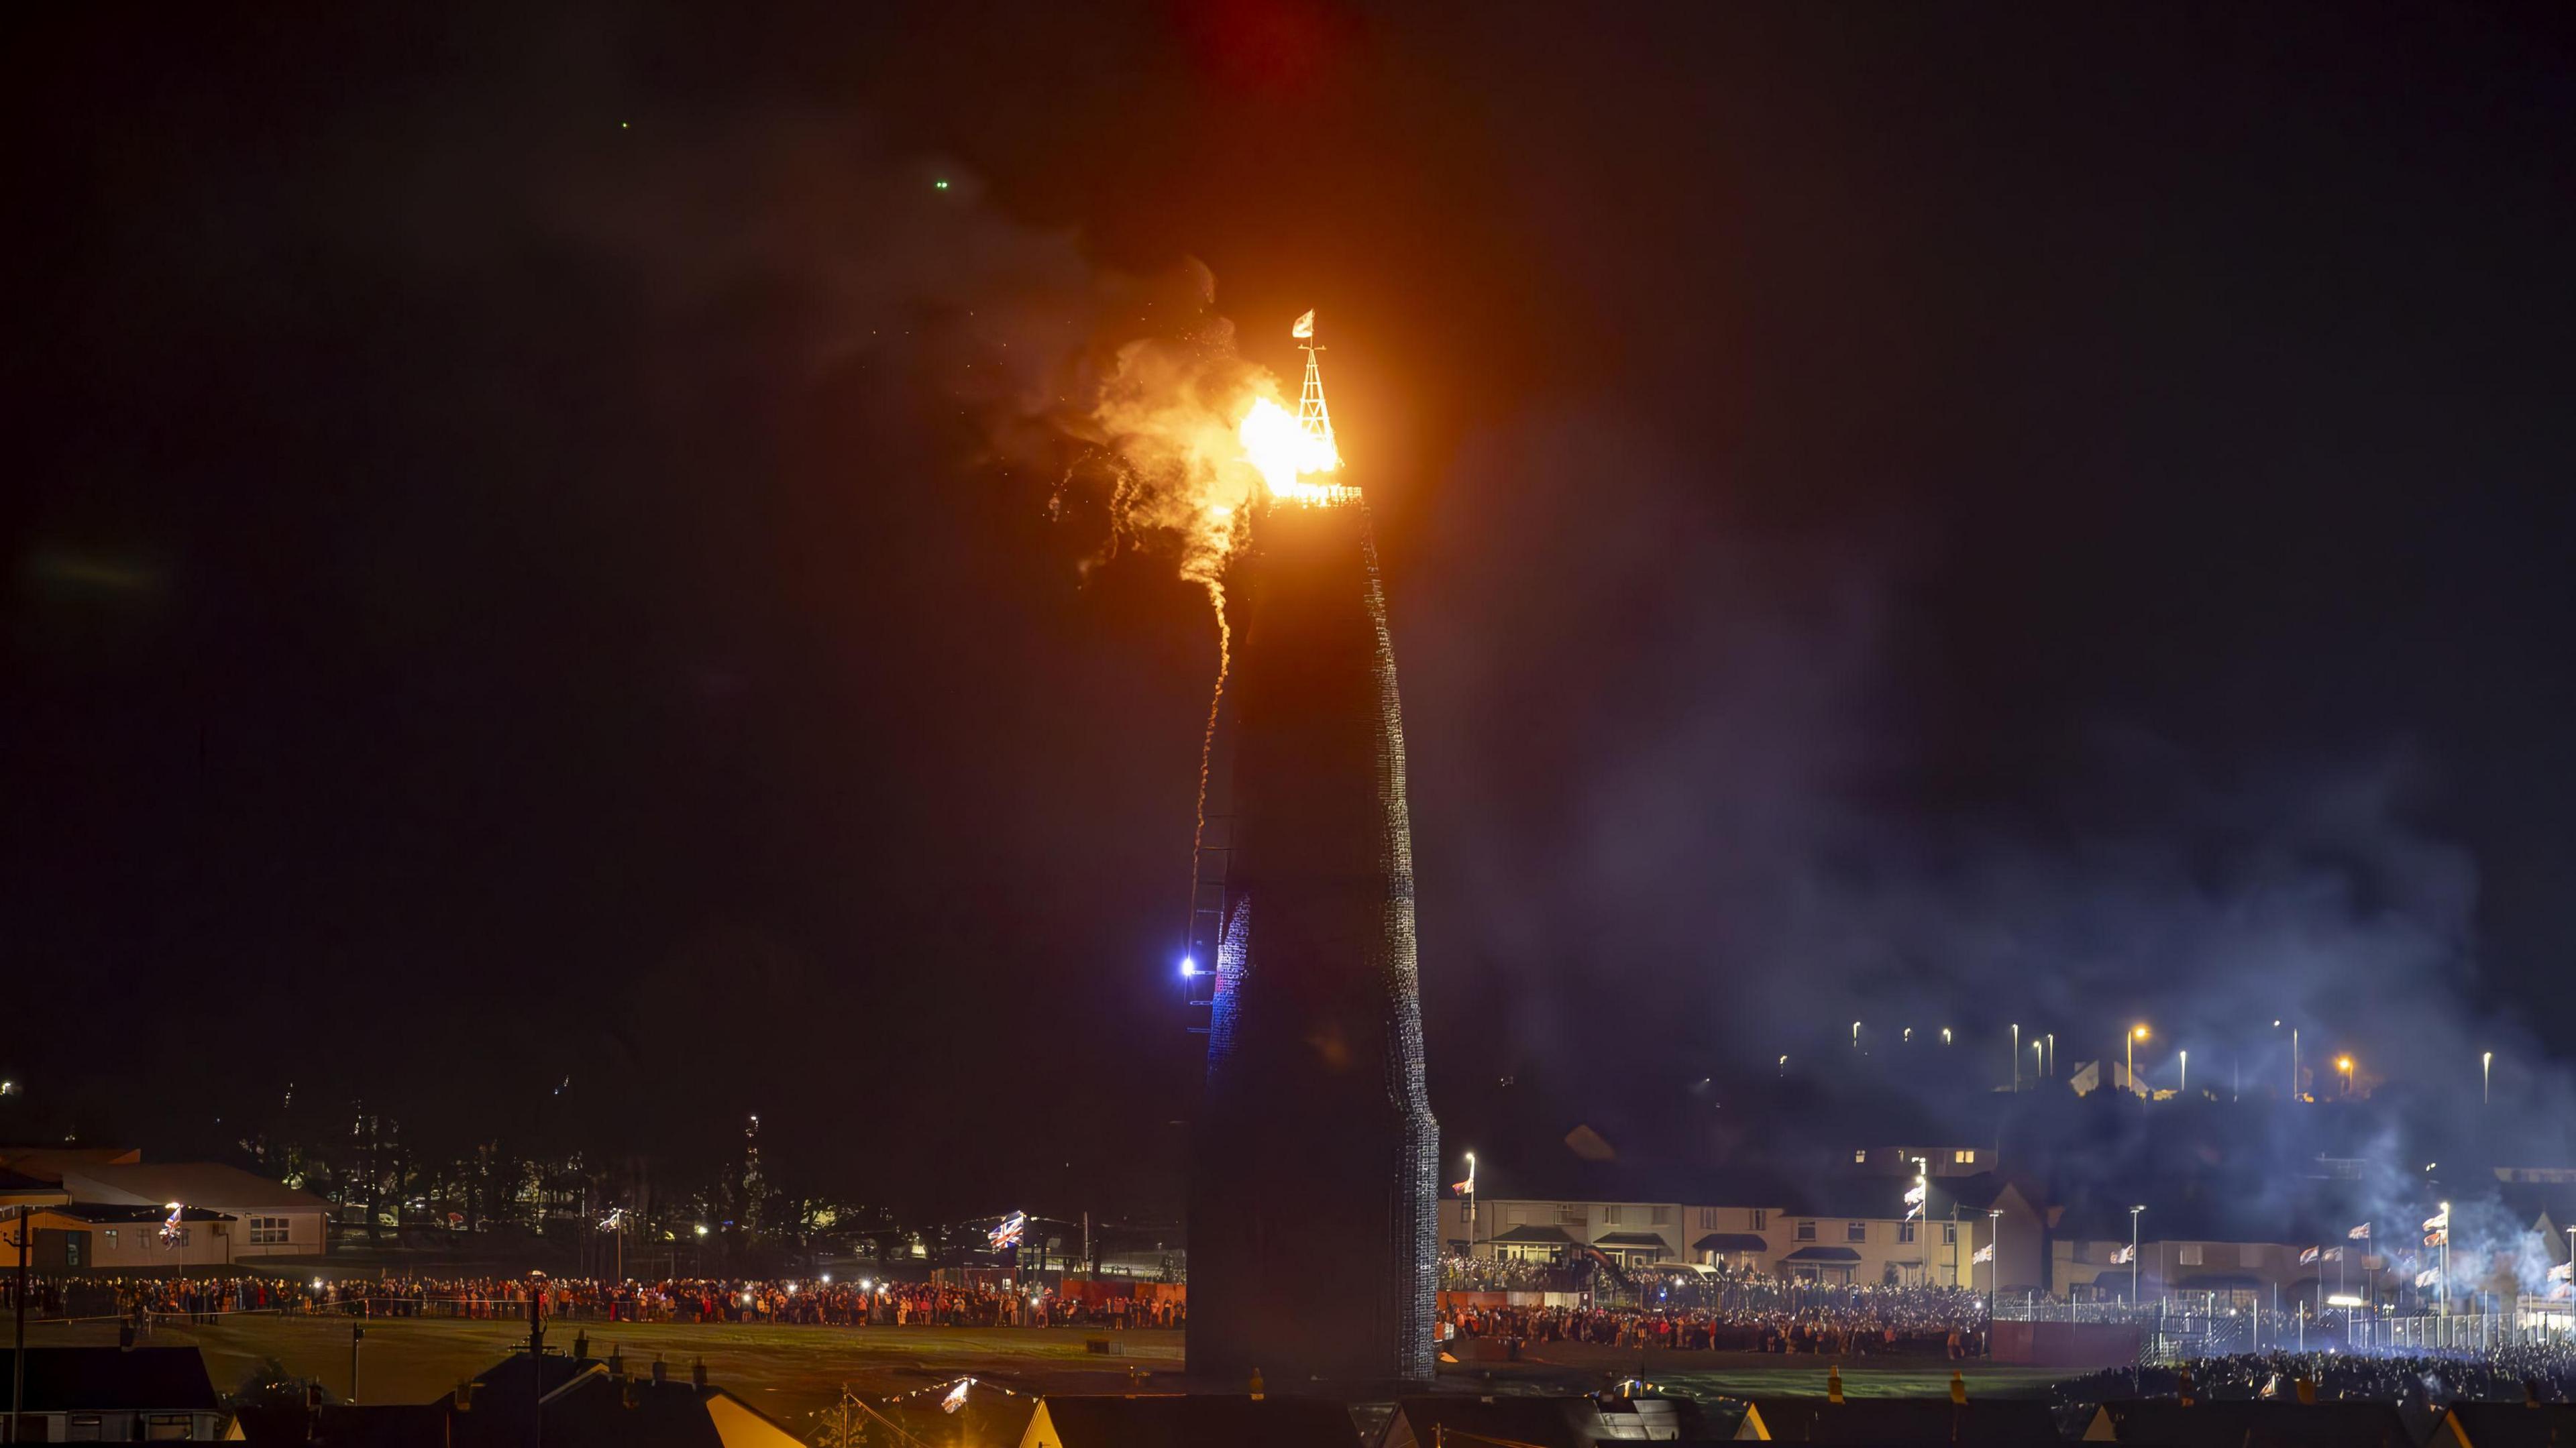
[1994,1295,2576,1359]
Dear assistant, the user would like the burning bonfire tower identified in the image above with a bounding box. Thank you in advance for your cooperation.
[1188,313,1439,1384]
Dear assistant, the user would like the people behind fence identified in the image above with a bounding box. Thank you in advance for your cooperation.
[0,1272,1183,1332]
[1441,1277,1992,1357]
[2051,1348,2576,1416]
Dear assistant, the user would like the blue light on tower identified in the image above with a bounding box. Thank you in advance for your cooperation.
[1179,956,1198,979]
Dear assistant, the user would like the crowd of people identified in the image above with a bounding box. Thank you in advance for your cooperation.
[2045,1347,2576,1435]
[0,1271,1181,1331]
[1443,1280,1993,1357]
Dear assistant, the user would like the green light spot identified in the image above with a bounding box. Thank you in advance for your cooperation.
[934,180,951,190]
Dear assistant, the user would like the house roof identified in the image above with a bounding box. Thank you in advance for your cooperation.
[59,1162,327,1213]
[1028,1394,1354,1448]
[44,1203,235,1224]
[1595,1231,1669,1247]
[0,1169,70,1207]
[235,1402,456,1447]
[2089,1400,2414,1448]
[1489,1224,1577,1245]
[1382,1394,1718,1448]
[2437,1402,2576,1448]
[0,1348,219,1412]
[1694,1232,1771,1254]
[1780,1246,1863,1264]
[1741,1397,2058,1445]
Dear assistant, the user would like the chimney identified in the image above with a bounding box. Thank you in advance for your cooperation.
[572,1329,590,1361]
[690,1358,708,1390]
[608,1345,627,1380]
[651,1355,667,1385]
[454,1380,476,1411]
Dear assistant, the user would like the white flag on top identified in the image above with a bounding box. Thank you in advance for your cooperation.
[2548,1261,2573,1284]
[2424,1208,2449,1231]
[2348,1223,2371,1240]
[1972,1243,1994,1264]
[1291,309,1316,339]
[2112,1243,2135,1264]
[1903,1182,1927,1220]
[2416,1268,2440,1288]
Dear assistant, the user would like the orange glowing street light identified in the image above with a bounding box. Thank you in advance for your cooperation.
[2337,1055,2355,1097]
[2127,1025,2150,1099]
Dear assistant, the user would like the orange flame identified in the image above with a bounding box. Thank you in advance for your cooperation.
[1236,397,1352,506]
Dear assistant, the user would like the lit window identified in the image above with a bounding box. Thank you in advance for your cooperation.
[1846,1221,1868,1243]
[1953,1150,1976,1164]
[1854,1150,1868,1164]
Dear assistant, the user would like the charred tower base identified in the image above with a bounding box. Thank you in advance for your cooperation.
[1187,497,1438,1386]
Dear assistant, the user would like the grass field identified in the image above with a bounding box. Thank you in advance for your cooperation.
[24,1316,2082,1441]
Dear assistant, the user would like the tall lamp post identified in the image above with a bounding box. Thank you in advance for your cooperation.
[2179,1050,2188,1099]
[2337,1056,2354,1099]
[2128,1025,2149,1099]
[2012,1024,2021,1091]
[2482,1052,2493,1106]
[2130,1206,2145,1304]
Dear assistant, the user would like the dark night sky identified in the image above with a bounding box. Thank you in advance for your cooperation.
[8,2,2575,1216]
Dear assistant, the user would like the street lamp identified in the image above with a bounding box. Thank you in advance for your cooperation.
[2045,1033,2054,1078]
[1852,1021,1862,1050]
[2128,1025,2149,1099]
[1942,1027,1953,1046]
[2012,1024,2021,1091]
[2336,1056,2354,1097]
[2483,1051,2493,1106]
[2179,1050,2188,1099]
[1778,1054,1788,1076]
[2130,1206,2145,1304]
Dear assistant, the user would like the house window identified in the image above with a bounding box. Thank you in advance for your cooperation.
[251,1215,292,1245]
[1943,1224,1958,1246]
[2179,1243,2204,1266]
[1602,1205,1621,1225]
[104,1229,119,1249]
[1898,1222,1917,1243]
[1953,1149,1976,1164]
[1796,1221,1817,1241]
[1854,1150,1868,1164]
[1651,1206,1670,1226]
[66,1236,83,1268]
[1846,1221,1868,1243]
[1753,1209,1767,1231]
[1697,1207,1717,1230]
[1558,1204,1581,1223]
